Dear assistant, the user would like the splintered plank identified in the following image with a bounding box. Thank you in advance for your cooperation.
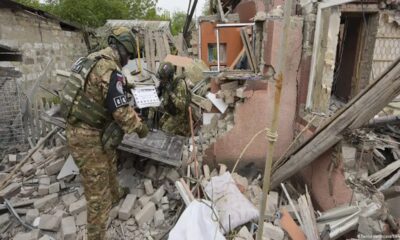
[155,31,165,62]
[240,28,257,72]
[144,31,152,73]
[272,57,400,188]
[162,33,171,55]
[149,31,157,72]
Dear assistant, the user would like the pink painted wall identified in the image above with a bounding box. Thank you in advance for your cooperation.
[213,18,303,169]
[234,0,265,22]
[300,148,353,211]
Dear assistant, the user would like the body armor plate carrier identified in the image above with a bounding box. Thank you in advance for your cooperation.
[60,57,111,129]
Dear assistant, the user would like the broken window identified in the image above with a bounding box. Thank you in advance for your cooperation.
[208,43,227,65]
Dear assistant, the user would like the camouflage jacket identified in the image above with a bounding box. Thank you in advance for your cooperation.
[161,77,189,117]
[68,47,142,134]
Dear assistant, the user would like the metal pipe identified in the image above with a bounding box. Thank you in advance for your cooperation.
[329,202,380,240]
[216,28,220,72]
[198,21,202,60]
[216,23,255,28]
[317,205,360,222]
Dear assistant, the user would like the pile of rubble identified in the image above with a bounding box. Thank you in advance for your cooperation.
[0,131,185,240]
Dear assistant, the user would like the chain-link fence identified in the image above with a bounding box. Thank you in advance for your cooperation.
[0,71,28,159]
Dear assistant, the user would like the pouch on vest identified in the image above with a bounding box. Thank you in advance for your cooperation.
[60,57,110,128]
[102,121,124,149]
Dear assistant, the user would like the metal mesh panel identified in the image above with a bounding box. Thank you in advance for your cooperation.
[0,77,27,158]
[371,15,400,81]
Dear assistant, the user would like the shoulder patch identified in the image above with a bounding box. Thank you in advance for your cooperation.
[106,70,129,113]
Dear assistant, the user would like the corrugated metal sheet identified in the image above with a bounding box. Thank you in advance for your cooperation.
[104,20,171,31]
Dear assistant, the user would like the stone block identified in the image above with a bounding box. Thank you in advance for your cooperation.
[263,222,284,240]
[13,229,40,240]
[61,192,78,207]
[8,154,17,164]
[26,209,39,224]
[75,211,87,226]
[118,194,137,220]
[166,169,180,182]
[0,173,8,182]
[69,198,87,215]
[144,179,154,195]
[61,216,77,240]
[38,235,54,240]
[342,145,357,169]
[134,202,156,226]
[234,226,253,240]
[31,151,45,163]
[0,182,21,200]
[0,213,9,226]
[34,193,58,210]
[49,182,60,194]
[153,209,164,227]
[21,163,35,176]
[151,186,165,204]
[45,158,65,176]
[19,186,35,197]
[39,214,62,231]
[138,195,151,208]
[38,176,51,196]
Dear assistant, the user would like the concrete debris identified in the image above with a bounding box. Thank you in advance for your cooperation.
[119,194,137,220]
[69,198,86,215]
[135,202,156,226]
[34,193,59,210]
[153,209,165,227]
[144,179,154,195]
[26,209,39,224]
[0,213,10,226]
[2,6,400,240]
[61,216,77,240]
[13,229,40,240]
[38,214,62,231]
[234,226,253,240]
[262,222,284,240]
[57,155,79,180]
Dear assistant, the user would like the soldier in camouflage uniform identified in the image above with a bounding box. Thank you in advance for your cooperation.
[158,62,191,136]
[64,27,148,240]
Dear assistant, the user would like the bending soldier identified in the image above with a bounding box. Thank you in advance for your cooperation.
[157,62,191,136]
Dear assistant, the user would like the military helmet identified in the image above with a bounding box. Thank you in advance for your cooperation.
[108,27,136,58]
[157,62,175,80]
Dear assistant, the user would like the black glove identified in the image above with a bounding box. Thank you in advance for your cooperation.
[136,123,149,138]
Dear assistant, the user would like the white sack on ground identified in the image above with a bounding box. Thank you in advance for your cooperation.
[168,200,225,240]
[204,172,259,233]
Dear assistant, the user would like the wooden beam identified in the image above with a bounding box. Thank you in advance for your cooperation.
[271,58,400,188]
[229,48,245,70]
[240,29,257,72]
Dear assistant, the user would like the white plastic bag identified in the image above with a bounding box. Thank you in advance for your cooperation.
[168,200,225,240]
[205,172,259,233]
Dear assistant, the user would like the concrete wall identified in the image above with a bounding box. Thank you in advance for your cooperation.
[0,8,88,93]
[213,17,303,169]
[234,0,265,22]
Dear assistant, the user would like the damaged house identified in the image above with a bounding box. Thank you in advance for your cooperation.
[1,0,400,239]
[0,0,88,157]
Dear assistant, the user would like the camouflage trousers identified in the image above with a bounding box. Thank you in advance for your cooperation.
[66,125,122,240]
[160,113,190,136]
